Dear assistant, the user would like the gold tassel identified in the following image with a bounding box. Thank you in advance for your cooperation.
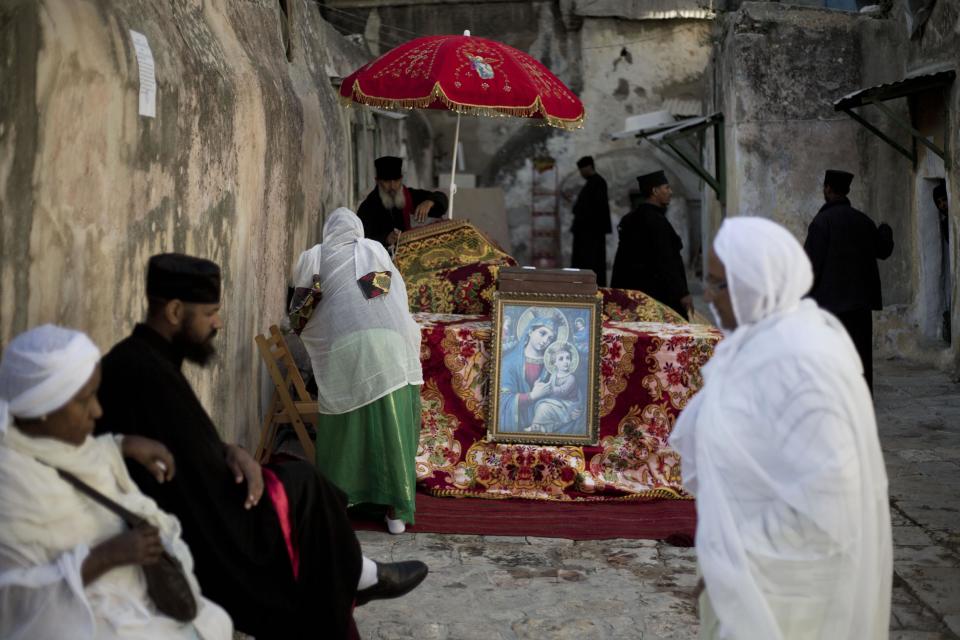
[343,80,585,131]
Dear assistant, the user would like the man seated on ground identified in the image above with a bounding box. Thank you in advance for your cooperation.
[357,155,448,249]
[95,253,428,640]
[670,217,892,639]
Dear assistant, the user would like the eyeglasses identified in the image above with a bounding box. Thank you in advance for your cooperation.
[704,279,728,293]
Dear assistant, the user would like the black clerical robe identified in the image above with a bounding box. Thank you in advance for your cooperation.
[611,202,689,318]
[571,173,611,286]
[95,325,362,640]
[357,186,448,248]
[804,197,894,391]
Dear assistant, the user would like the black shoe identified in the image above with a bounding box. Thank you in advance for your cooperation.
[355,560,428,606]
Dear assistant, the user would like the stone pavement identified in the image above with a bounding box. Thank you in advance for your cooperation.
[876,358,960,639]
[348,357,960,640]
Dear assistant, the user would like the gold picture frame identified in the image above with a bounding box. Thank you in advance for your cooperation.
[487,291,602,446]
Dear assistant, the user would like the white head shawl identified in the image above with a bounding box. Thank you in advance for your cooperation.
[293,207,423,414]
[670,217,891,640]
[0,325,100,436]
[713,216,813,327]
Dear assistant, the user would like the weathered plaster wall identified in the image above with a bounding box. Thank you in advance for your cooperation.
[325,1,714,273]
[712,4,878,237]
[0,0,395,446]
[710,0,960,371]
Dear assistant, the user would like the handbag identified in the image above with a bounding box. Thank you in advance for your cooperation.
[54,468,199,622]
[287,273,323,335]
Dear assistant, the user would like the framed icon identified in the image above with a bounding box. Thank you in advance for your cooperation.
[487,291,601,445]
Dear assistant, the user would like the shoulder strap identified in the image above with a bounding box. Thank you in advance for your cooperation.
[53,467,146,529]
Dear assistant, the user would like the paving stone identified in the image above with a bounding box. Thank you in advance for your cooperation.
[894,525,937,546]
[513,617,611,639]
[484,535,531,544]
[896,502,960,532]
[895,544,960,567]
[525,535,575,546]
[897,566,960,615]
[892,596,949,631]
[445,623,508,640]
[944,614,960,636]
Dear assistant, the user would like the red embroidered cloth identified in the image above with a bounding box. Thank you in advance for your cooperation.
[414,313,722,501]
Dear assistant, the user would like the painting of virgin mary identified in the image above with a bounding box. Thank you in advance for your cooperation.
[490,294,600,445]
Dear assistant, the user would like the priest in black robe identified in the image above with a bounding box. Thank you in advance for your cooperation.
[804,169,894,392]
[570,156,612,286]
[611,170,693,319]
[357,156,448,248]
[96,254,428,640]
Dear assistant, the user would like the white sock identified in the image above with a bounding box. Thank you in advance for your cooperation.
[357,555,378,590]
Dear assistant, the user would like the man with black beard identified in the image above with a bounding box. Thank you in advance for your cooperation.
[95,253,428,640]
[357,156,448,249]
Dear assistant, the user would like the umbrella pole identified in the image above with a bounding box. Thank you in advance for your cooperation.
[447,112,461,219]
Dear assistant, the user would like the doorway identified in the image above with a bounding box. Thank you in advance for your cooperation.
[916,174,950,344]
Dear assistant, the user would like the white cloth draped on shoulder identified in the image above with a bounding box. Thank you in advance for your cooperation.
[669,218,892,640]
[0,325,232,640]
[293,207,423,415]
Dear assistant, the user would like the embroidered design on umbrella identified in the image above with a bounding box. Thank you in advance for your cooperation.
[467,54,495,80]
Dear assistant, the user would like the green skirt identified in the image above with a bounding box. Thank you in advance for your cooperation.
[315,384,421,524]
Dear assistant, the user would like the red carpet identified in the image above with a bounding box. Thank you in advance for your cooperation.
[351,492,696,543]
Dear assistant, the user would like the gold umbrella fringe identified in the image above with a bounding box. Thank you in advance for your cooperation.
[340,80,585,131]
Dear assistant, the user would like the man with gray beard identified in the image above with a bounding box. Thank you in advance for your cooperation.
[357,156,448,249]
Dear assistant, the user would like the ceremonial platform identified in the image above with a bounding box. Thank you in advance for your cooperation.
[346,220,724,540]
[413,313,719,503]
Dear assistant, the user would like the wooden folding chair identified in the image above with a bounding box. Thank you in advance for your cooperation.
[254,325,317,463]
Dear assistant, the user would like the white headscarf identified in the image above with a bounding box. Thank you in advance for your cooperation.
[293,208,423,414]
[670,217,892,640]
[0,324,100,436]
[713,217,813,326]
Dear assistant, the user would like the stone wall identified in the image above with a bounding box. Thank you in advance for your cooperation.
[0,0,415,445]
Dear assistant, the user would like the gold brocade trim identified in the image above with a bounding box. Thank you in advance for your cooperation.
[396,219,509,254]
[599,332,636,418]
[424,486,690,501]
[341,80,586,131]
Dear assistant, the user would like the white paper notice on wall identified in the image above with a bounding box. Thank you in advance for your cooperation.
[130,30,156,118]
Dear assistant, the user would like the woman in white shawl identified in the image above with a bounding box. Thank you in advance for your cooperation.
[669,217,892,639]
[0,325,232,640]
[293,207,423,534]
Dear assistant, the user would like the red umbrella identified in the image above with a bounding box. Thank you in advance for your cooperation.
[340,31,585,217]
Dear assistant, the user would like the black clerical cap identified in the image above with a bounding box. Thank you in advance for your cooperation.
[577,156,594,169]
[933,180,947,201]
[824,170,854,194]
[147,253,221,303]
[637,170,668,192]
[374,156,403,180]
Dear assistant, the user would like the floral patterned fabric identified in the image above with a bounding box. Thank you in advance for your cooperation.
[414,313,722,501]
[599,287,686,324]
[394,220,517,315]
